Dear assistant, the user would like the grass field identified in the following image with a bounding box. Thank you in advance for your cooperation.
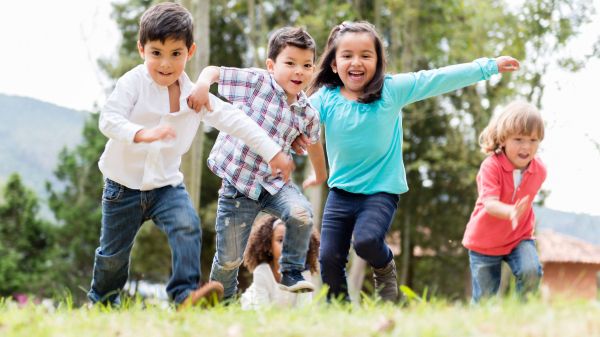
[1,294,599,337]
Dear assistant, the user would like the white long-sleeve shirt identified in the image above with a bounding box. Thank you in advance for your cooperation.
[240,263,312,310]
[98,64,281,190]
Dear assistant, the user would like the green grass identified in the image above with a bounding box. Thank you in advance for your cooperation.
[1,295,599,337]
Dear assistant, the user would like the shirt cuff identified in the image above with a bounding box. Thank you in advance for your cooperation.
[125,123,145,144]
[257,139,282,163]
[474,58,498,80]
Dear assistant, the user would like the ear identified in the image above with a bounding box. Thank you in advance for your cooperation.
[265,58,275,74]
[137,40,145,59]
[331,59,338,74]
[187,42,197,59]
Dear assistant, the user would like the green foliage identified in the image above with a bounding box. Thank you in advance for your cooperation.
[0,174,56,297]
[46,114,106,301]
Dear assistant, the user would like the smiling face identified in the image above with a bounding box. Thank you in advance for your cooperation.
[502,132,541,169]
[138,38,196,88]
[266,45,315,105]
[331,32,378,100]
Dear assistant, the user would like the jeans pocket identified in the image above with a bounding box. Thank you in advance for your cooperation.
[102,179,124,202]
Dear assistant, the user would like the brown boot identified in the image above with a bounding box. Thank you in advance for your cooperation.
[373,259,399,302]
[178,281,224,311]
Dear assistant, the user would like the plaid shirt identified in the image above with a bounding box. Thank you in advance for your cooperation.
[207,67,321,200]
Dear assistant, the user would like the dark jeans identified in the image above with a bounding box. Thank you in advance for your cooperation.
[88,179,201,305]
[319,187,399,300]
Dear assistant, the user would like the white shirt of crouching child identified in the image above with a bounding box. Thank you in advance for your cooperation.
[241,263,312,310]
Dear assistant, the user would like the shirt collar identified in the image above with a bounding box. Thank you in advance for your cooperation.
[497,152,538,174]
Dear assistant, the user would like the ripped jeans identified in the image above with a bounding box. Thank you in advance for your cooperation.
[210,180,314,298]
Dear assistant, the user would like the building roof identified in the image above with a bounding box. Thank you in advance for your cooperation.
[537,229,600,264]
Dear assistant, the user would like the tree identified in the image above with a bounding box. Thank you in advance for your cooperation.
[46,114,106,300]
[0,174,56,297]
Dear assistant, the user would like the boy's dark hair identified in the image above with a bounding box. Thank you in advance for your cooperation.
[139,2,194,49]
[267,27,317,62]
[308,21,386,103]
[243,215,320,274]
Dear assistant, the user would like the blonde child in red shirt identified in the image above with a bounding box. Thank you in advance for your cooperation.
[462,101,546,302]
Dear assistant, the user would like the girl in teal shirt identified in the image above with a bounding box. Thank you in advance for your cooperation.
[308,21,520,302]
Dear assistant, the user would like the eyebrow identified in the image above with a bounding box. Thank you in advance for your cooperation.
[282,56,314,63]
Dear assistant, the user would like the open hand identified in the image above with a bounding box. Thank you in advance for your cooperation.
[510,195,530,230]
[134,125,176,143]
[496,56,520,73]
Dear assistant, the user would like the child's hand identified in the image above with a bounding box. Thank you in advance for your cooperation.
[509,195,530,230]
[187,80,212,112]
[134,125,176,143]
[291,134,309,155]
[496,56,520,73]
[268,152,294,182]
[302,173,326,189]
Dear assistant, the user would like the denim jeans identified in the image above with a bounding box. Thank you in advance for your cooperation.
[469,239,542,303]
[210,180,313,298]
[88,179,201,305]
[319,187,399,300]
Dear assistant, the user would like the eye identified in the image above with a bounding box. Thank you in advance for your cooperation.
[285,61,294,66]
[172,51,181,57]
[304,64,313,69]
[151,50,160,56]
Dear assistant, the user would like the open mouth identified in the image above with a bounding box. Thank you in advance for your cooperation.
[291,80,302,85]
[158,71,172,76]
[348,71,364,80]
[518,153,529,160]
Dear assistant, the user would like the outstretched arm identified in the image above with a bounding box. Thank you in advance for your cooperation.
[483,195,530,230]
[397,56,520,106]
[187,65,221,112]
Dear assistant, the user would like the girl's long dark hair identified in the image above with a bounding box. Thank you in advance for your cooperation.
[308,21,386,104]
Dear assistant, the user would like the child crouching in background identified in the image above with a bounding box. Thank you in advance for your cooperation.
[241,215,320,309]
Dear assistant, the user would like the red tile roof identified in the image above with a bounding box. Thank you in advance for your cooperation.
[537,229,600,264]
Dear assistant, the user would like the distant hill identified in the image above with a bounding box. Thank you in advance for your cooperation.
[535,206,600,246]
[0,93,88,211]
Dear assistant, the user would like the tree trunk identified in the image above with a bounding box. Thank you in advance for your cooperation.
[180,0,210,212]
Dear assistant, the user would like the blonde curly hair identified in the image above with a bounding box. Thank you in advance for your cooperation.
[479,101,545,154]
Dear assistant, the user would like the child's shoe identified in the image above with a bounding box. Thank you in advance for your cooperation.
[279,269,315,293]
[373,259,399,302]
[178,281,224,311]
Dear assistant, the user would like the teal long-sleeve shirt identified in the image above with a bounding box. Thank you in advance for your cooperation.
[309,58,499,195]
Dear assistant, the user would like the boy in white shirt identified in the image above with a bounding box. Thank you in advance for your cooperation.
[88,2,293,308]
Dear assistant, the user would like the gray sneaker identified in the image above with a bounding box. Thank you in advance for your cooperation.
[373,259,399,302]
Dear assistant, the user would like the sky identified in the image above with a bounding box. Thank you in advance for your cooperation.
[1,0,599,216]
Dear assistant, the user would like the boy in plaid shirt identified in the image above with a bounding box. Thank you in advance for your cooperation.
[187,27,326,298]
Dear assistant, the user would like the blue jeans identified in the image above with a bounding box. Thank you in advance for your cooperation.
[469,239,542,303]
[210,180,313,298]
[319,188,399,300]
[88,179,201,305]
